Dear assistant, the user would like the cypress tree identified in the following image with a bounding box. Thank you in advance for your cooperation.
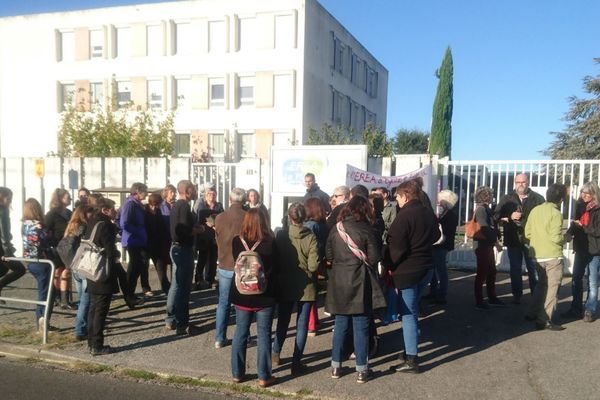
[429,47,454,158]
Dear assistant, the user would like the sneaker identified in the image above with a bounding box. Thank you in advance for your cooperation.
[175,325,195,336]
[475,302,491,311]
[488,298,507,308]
[583,310,594,323]
[258,376,276,388]
[535,322,565,331]
[165,321,176,331]
[395,355,419,374]
[323,311,331,317]
[194,281,211,291]
[90,345,112,356]
[291,362,307,376]
[356,369,370,384]
[232,375,246,384]
[144,291,153,297]
[307,329,317,337]
[331,367,342,379]
[272,352,280,366]
[215,339,230,349]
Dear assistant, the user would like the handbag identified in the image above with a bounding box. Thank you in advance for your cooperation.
[71,222,109,282]
[465,206,482,239]
[336,222,387,310]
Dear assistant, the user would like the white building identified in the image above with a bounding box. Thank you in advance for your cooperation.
[0,0,387,161]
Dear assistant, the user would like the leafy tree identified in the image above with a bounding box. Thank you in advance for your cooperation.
[544,58,600,159]
[56,88,175,157]
[306,122,393,157]
[391,128,430,154]
[429,46,454,158]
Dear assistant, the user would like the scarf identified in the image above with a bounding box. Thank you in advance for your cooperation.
[580,201,597,227]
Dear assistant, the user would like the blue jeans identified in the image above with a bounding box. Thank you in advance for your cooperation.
[27,262,54,322]
[331,314,369,372]
[73,271,89,336]
[430,248,449,300]
[507,245,538,298]
[585,256,600,314]
[215,268,234,343]
[273,301,312,363]
[399,269,433,356]
[165,245,194,328]
[571,252,592,312]
[231,306,274,380]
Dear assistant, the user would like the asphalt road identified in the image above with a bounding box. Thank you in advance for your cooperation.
[0,357,235,400]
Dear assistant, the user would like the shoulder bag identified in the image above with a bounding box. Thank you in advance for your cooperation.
[71,222,109,282]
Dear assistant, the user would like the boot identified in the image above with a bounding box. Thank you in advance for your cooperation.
[60,290,76,310]
[394,354,419,374]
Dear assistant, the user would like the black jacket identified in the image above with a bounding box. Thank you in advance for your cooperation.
[435,208,459,251]
[229,236,278,309]
[494,189,544,247]
[386,199,439,289]
[0,206,15,258]
[325,216,382,314]
[44,208,73,247]
[84,213,120,295]
[583,205,600,256]
[304,184,332,214]
[566,199,589,254]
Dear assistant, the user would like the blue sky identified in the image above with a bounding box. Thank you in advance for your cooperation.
[1,0,599,160]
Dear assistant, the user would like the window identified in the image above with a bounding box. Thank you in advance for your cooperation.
[237,131,255,158]
[208,132,225,160]
[116,80,132,108]
[60,31,75,61]
[367,67,378,97]
[210,78,225,108]
[366,110,376,124]
[174,132,191,156]
[275,14,295,49]
[331,89,344,124]
[274,74,293,108]
[175,22,191,55]
[116,27,131,58]
[351,53,361,85]
[90,82,104,111]
[209,20,226,53]
[238,76,254,107]
[238,17,256,51]
[333,35,344,74]
[273,130,292,146]
[147,25,163,57]
[60,83,75,111]
[90,29,103,59]
[147,79,163,110]
[175,78,191,109]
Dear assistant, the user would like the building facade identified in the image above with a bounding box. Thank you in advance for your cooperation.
[0,0,387,161]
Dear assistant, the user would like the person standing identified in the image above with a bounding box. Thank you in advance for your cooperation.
[193,184,223,290]
[245,188,269,217]
[326,196,383,383]
[472,186,505,310]
[120,183,149,298]
[165,180,203,335]
[495,174,544,303]
[562,183,598,319]
[85,198,120,355]
[230,208,278,388]
[0,188,26,302]
[524,184,567,331]
[303,173,331,214]
[374,187,397,243]
[386,180,439,374]
[144,193,170,295]
[45,188,74,310]
[273,202,319,375]
[214,188,246,348]
[326,186,350,229]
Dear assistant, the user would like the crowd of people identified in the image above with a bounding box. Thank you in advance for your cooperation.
[0,171,598,386]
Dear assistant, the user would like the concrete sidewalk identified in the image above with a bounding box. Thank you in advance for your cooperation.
[1,270,599,400]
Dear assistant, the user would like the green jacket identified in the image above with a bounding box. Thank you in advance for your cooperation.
[275,224,319,302]
[524,202,564,259]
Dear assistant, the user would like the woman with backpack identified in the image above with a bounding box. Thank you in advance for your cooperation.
[273,202,319,375]
[22,198,55,332]
[0,187,26,303]
[58,205,92,340]
[325,195,383,384]
[230,208,278,388]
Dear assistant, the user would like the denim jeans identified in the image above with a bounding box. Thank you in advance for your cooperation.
[273,301,313,363]
[399,269,433,356]
[73,271,89,336]
[430,248,449,300]
[507,245,538,298]
[231,306,274,380]
[27,262,54,322]
[571,252,592,312]
[165,245,194,328]
[331,314,370,372]
[585,256,600,314]
[215,268,234,343]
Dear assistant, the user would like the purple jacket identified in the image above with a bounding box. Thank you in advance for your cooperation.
[120,195,147,248]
